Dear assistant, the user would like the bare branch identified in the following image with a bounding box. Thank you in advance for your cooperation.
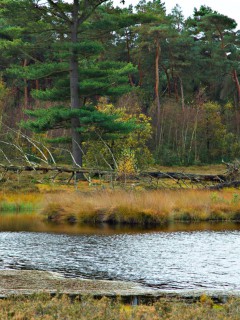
[99,152,113,170]
[0,141,35,167]
[95,132,118,169]
[0,148,12,164]
[1,123,55,165]
[73,138,85,156]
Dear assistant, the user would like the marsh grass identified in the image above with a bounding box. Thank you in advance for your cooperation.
[0,201,35,212]
[0,193,42,213]
[42,189,240,225]
[0,294,240,320]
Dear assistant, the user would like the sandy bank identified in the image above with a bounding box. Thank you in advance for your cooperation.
[0,270,239,302]
[0,270,153,298]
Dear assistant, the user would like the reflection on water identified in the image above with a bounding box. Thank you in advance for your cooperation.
[1,212,240,234]
[1,213,240,292]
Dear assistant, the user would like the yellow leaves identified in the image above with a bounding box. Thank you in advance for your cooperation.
[118,148,137,177]
[84,99,153,170]
[96,98,115,113]
[224,102,234,110]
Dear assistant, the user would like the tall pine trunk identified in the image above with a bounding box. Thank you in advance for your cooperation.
[70,0,83,177]
[154,39,161,146]
[125,30,134,87]
[233,69,240,108]
[23,59,28,109]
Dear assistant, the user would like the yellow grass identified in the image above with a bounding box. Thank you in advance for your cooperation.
[0,193,42,203]
[0,193,42,212]
[42,189,240,225]
[150,164,226,174]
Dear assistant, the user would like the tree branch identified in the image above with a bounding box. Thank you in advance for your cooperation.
[46,0,71,24]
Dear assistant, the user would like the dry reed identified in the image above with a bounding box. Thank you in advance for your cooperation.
[42,189,240,225]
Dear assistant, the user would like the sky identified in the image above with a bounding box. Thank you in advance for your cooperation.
[113,0,240,28]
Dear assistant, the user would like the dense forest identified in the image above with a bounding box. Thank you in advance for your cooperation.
[0,0,239,171]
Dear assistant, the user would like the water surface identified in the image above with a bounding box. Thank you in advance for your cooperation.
[0,224,240,293]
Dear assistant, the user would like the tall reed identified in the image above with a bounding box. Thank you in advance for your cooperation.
[42,189,240,225]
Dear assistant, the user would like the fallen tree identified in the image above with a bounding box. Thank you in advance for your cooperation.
[0,122,240,189]
[208,180,240,190]
[0,164,229,188]
[140,171,226,182]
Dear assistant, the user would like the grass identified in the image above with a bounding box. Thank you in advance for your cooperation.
[0,193,42,212]
[0,163,239,226]
[0,294,240,319]
[41,189,240,225]
[156,163,226,174]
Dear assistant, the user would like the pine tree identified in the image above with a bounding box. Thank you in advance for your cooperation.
[185,5,239,104]
[0,0,53,110]
[2,0,139,173]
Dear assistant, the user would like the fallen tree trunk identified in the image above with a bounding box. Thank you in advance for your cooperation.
[0,164,233,189]
[141,171,226,182]
[208,180,240,190]
[0,164,114,175]
[0,165,226,182]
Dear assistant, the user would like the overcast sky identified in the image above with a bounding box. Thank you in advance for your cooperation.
[113,0,240,28]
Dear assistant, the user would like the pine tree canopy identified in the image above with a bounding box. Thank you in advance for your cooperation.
[22,104,138,142]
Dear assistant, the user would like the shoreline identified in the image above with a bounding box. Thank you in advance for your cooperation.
[0,270,238,303]
[2,189,240,226]
[41,189,240,226]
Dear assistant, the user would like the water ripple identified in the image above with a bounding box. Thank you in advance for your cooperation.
[0,230,240,291]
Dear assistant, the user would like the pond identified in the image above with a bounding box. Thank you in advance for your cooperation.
[0,215,240,294]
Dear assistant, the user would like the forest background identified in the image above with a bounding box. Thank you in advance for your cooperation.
[0,0,239,174]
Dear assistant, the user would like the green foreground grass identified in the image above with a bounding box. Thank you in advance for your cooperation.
[0,193,41,213]
[1,294,240,320]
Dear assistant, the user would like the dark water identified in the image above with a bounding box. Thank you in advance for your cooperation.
[1,221,240,292]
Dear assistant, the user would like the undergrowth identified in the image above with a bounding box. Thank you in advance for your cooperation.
[0,294,239,320]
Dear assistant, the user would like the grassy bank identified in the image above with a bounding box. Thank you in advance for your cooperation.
[42,189,240,225]
[0,193,41,212]
[1,188,240,226]
[0,294,239,319]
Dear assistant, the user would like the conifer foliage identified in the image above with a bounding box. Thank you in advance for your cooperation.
[0,0,239,167]
[2,0,138,172]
